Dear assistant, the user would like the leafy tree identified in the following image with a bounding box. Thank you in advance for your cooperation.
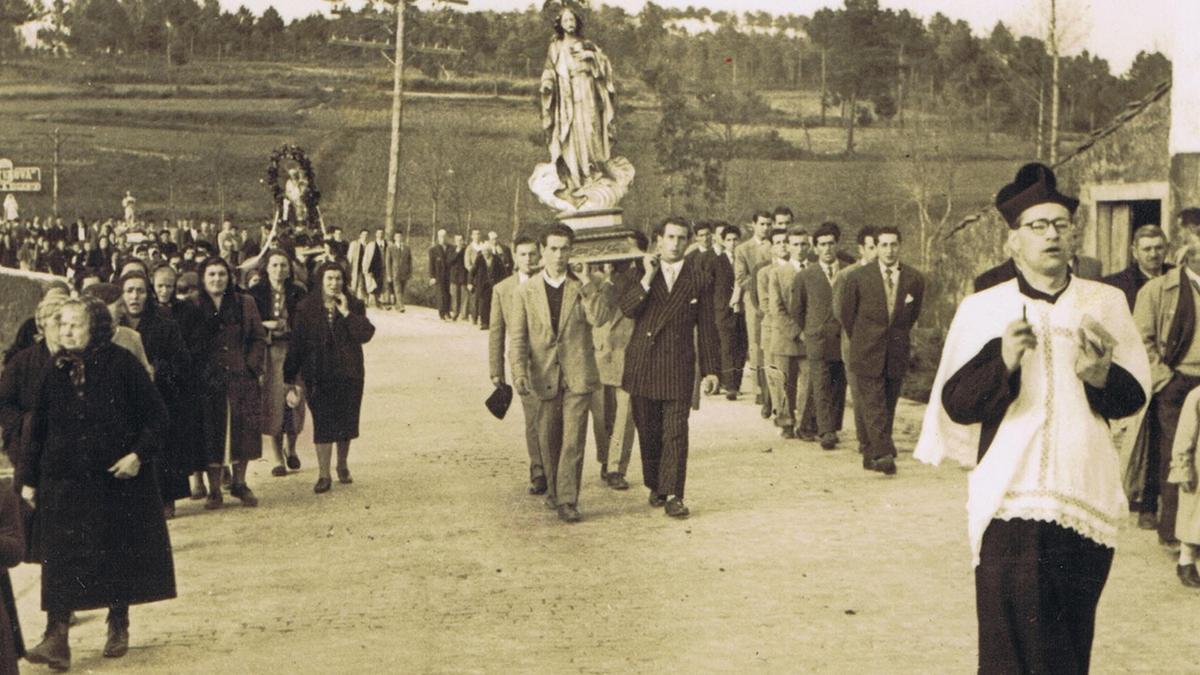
[1124,50,1171,100]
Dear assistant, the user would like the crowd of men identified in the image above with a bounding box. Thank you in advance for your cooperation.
[483,206,933,527]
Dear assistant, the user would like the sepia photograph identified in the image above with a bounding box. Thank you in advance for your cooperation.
[0,0,1194,672]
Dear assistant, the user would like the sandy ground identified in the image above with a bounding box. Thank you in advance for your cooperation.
[11,306,1198,674]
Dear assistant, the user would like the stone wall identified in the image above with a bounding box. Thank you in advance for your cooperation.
[0,268,62,361]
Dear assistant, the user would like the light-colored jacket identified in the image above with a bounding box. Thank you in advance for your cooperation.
[1133,270,1186,394]
[509,276,615,401]
[488,273,527,382]
[734,238,771,309]
[768,261,804,357]
[756,263,776,340]
[1168,384,1200,544]
[592,280,634,387]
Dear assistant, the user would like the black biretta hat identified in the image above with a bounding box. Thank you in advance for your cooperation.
[995,162,1080,228]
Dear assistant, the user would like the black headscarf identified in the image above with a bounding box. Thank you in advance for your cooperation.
[53,296,115,394]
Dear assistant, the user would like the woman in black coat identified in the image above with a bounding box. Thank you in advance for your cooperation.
[193,256,267,509]
[284,261,375,493]
[115,271,192,517]
[22,296,176,670]
[0,474,25,675]
[250,250,308,477]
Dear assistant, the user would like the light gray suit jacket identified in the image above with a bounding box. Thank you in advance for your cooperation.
[509,276,615,401]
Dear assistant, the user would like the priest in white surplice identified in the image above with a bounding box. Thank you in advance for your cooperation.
[916,163,1150,675]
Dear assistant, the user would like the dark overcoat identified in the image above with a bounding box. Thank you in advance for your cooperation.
[0,479,24,674]
[0,342,51,487]
[194,291,267,464]
[127,304,192,501]
[24,343,177,613]
[283,295,375,443]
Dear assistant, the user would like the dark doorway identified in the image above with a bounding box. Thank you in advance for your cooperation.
[1130,200,1162,231]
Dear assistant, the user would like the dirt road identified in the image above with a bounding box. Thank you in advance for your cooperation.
[12,307,1194,673]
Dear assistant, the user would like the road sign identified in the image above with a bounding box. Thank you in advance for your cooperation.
[0,158,42,192]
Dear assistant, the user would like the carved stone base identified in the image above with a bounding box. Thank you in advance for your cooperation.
[559,209,643,263]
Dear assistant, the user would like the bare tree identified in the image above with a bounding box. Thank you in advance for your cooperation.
[1016,0,1092,163]
[898,119,959,269]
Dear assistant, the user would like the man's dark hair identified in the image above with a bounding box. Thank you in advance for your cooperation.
[773,206,794,221]
[813,221,841,243]
[720,223,741,240]
[856,225,878,246]
[633,230,650,252]
[1181,208,1200,228]
[513,234,538,250]
[540,223,575,246]
[693,220,713,234]
[769,227,788,241]
[753,210,773,223]
[876,225,902,242]
[652,216,692,240]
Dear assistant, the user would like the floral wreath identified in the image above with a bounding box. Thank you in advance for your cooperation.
[265,144,321,227]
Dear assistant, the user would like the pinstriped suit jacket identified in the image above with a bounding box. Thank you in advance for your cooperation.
[620,259,721,401]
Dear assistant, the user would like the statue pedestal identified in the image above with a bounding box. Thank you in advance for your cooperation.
[559,208,643,263]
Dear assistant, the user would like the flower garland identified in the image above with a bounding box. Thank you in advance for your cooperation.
[264,144,321,227]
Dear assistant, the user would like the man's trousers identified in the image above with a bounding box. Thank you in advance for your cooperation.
[631,396,691,499]
[536,391,590,508]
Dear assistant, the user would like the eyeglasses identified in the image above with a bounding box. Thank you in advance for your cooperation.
[1020,218,1072,235]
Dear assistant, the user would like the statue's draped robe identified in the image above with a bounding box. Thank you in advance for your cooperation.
[541,37,615,192]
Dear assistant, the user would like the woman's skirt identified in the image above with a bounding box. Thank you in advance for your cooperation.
[262,341,306,437]
[309,378,365,444]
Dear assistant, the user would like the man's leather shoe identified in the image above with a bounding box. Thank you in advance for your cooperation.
[528,476,548,495]
[286,454,302,471]
[606,473,630,490]
[557,504,582,523]
[779,426,796,439]
[665,498,690,518]
[867,456,897,476]
[1137,512,1158,530]
[313,477,332,494]
[1178,564,1200,588]
[25,621,70,671]
[820,433,838,450]
[725,391,738,401]
[1161,533,1181,548]
[648,493,667,508]
[103,619,129,658]
[271,464,288,477]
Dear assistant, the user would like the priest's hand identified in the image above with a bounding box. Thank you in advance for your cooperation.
[1001,319,1037,372]
[1074,327,1113,388]
[108,452,141,480]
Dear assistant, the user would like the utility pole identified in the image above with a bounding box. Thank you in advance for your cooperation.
[327,0,467,237]
[384,0,406,237]
[43,128,87,217]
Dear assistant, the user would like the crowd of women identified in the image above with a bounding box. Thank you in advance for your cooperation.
[0,225,375,671]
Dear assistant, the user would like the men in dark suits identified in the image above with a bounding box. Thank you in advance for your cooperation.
[511,225,614,523]
[489,235,545,495]
[465,229,484,323]
[620,217,721,518]
[427,228,453,320]
[713,225,747,400]
[837,225,925,475]
[796,222,848,450]
[488,231,514,277]
[685,221,717,279]
[386,231,413,311]
[471,243,507,330]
